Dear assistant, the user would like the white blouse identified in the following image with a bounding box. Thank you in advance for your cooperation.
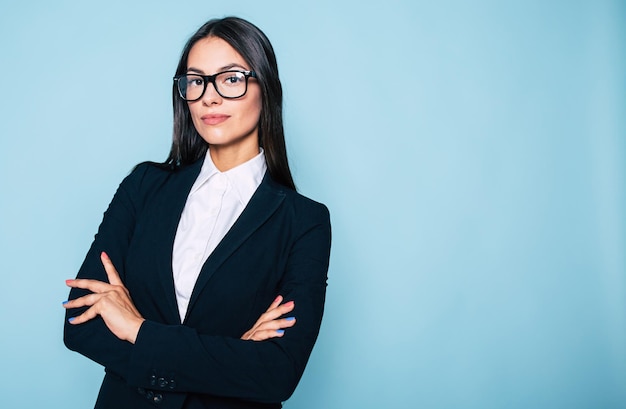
[172,149,267,321]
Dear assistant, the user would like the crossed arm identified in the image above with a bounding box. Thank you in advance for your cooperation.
[62,166,331,402]
[63,252,296,344]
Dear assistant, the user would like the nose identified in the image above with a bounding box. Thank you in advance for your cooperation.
[202,81,222,105]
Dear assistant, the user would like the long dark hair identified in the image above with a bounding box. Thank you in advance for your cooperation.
[163,17,295,190]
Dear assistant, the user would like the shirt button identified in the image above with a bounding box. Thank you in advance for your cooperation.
[153,393,163,404]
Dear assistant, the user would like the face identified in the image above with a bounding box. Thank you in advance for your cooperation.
[186,37,262,155]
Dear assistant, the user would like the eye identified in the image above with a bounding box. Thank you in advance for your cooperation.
[186,76,204,88]
[220,72,245,86]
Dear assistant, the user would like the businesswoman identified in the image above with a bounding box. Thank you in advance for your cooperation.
[63,17,331,409]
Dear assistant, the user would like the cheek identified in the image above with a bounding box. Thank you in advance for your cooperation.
[240,82,261,108]
[246,95,262,125]
[188,104,208,134]
[249,104,262,125]
[188,103,201,121]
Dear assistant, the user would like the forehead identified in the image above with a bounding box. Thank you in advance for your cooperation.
[186,37,249,73]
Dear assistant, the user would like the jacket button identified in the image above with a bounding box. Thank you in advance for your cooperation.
[158,377,168,388]
[169,379,176,389]
[146,390,154,399]
[150,374,157,386]
[153,393,163,404]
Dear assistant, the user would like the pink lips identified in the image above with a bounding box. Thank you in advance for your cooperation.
[201,114,230,125]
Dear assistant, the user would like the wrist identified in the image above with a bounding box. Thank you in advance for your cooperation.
[128,318,146,344]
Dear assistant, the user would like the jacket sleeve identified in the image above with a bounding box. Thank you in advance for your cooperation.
[125,201,332,403]
[63,164,150,378]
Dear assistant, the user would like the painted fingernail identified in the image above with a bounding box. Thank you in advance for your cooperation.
[276,330,285,335]
[285,317,295,321]
[68,317,76,323]
[62,300,69,305]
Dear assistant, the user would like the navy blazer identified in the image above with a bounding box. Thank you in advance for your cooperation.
[64,159,331,409]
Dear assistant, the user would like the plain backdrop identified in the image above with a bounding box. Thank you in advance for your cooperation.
[1,1,624,408]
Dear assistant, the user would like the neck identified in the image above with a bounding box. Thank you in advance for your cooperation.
[209,141,260,172]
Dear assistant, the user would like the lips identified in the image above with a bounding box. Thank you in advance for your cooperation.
[201,114,230,125]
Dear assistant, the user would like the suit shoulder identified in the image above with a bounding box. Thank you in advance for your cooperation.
[129,161,172,181]
[116,162,165,192]
[123,160,200,190]
[286,189,328,211]
[282,188,330,222]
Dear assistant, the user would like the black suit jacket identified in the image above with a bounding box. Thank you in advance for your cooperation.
[64,159,331,409]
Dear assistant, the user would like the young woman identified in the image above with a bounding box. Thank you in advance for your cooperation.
[63,17,331,409]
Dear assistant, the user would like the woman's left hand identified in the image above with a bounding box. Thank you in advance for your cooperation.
[241,295,296,341]
[64,251,145,344]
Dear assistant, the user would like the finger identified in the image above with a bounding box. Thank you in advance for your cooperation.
[241,317,296,341]
[249,298,286,327]
[246,317,296,340]
[274,300,295,315]
[66,278,113,293]
[255,317,297,332]
[278,316,296,329]
[67,305,100,325]
[267,295,283,312]
[101,251,123,286]
[247,328,287,341]
[261,300,295,322]
[249,300,296,332]
[62,293,103,309]
[260,300,295,322]
[256,296,286,323]
[249,296,283,327]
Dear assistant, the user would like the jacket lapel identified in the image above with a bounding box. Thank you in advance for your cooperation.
[153,160,203,324]
[184,173,286,320]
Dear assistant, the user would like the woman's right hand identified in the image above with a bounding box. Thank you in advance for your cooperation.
[241,295,296,341]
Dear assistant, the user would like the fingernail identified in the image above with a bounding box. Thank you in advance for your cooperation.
[65,279,73,285]
[276,330,285,335]
[101,251,109,259]
[62,300,69,305]
[274,295,281,302]
[285,317,295,321]
[68,317,76,323]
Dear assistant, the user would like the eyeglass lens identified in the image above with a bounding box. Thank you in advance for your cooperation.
[178,71,249,100]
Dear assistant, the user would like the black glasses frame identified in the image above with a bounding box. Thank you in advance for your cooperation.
[173,70,257,101]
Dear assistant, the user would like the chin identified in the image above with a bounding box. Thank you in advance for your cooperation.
[199,130,230,145]
[201,129,259,149]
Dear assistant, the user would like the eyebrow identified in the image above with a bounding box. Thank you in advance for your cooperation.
[186,63,249,74]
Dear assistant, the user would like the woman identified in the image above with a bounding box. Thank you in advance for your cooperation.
[63,17,331,409]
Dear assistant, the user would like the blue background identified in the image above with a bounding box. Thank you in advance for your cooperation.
[1,1,624,408]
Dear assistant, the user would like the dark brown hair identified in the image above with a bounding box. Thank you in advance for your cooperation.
[163,16,295,190]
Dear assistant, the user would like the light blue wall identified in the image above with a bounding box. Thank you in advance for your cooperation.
[1,1,624,408]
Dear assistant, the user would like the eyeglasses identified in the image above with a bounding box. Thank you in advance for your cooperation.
[173,70,257,101]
